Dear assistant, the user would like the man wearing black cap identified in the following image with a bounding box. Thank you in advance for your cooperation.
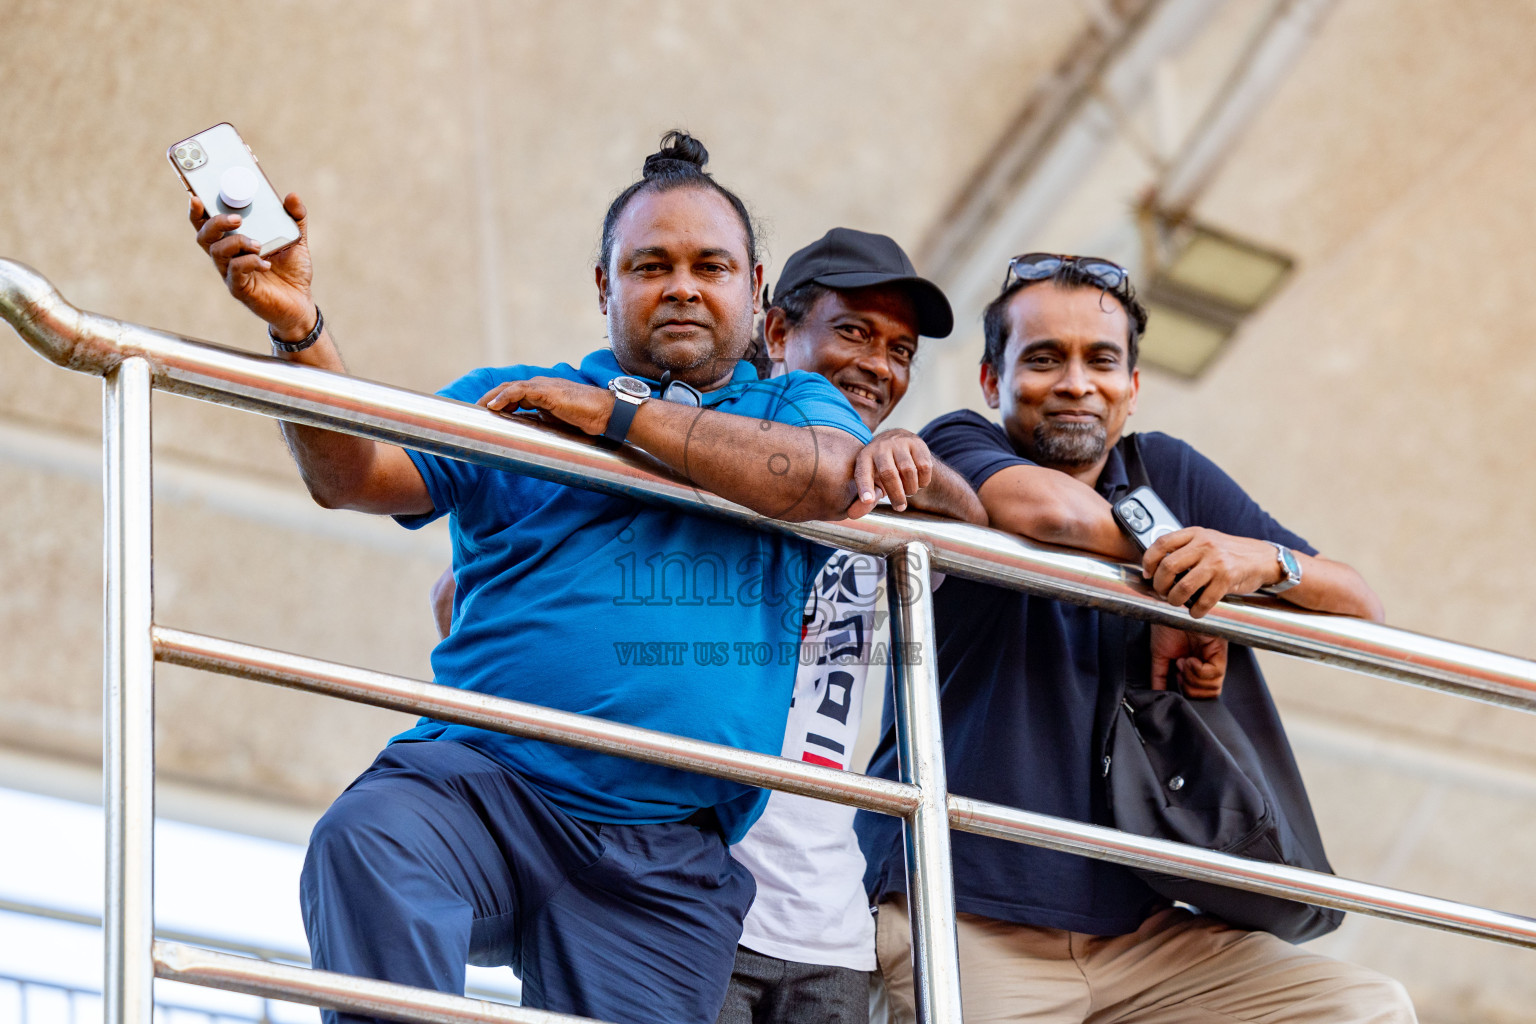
[717,228,986,1024]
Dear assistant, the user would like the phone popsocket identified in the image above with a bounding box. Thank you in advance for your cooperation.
[218,167,259,210]
[167,122,301,256]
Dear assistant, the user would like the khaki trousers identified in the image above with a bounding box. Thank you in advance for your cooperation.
[875,897,1415,1023]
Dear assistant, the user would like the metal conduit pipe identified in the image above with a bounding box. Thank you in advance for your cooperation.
[155,625,1536,951]
[5,259,1536,711]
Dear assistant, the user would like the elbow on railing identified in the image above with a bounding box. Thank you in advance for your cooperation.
[778,431,875,525]
[779,486,861,525]
[306,484,350,512]
[302,477,407,516]
[1002,491,1089,549]
[286,456,384,515]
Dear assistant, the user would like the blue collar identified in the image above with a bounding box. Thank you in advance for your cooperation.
[577,349,760,397]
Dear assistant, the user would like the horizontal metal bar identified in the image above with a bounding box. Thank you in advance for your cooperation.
[0,895,308,966]
[949,795,1536,949]
[161,625,1536,949]
[153,941,595,1024]
[0,896,516,1003]
[0,896,102,929]
[7,259,1534,713]
[60,271,1536,706]
[152,626,920,818]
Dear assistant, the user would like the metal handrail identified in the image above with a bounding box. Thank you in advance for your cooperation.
[0,896,521,1004]
[153,942,583,1024]
[153,627,919,818]
[155,625,1536,950]
[4,258,1534,1024]
[4,257,1534,711]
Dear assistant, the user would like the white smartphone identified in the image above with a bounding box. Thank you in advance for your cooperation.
[168,122,300,257]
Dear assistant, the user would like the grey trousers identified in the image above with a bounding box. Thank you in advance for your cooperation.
[717,945,871,1024]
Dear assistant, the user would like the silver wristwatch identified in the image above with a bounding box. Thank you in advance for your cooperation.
[602,375,650,448]
[1259,542,1302,595]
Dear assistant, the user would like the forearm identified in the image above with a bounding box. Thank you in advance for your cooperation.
[978,466,1140,560]
[271,321,432,515]
[1282,554,1385,621]
[905,461,988,525]
[626,402,859,521]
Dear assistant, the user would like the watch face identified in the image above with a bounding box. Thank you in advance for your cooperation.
[609,375,650,400]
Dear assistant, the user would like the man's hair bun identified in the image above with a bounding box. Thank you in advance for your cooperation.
[599,129,758,270]
[642,130,710,178]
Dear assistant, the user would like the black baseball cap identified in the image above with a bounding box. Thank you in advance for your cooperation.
[771,228,954,338]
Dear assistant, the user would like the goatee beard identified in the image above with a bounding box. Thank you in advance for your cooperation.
[1032,420,1107,467]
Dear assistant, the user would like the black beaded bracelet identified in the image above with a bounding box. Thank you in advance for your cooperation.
[269,307,324,353]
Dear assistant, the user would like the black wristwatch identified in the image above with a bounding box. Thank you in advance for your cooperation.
[1259,543,1303,595]
[601,376,650,448]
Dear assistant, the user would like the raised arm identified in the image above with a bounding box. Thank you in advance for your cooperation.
[190,194,430,515]
[476,377,864,522]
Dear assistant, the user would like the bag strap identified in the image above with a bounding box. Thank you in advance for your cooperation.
[1121,432,1151,491]
[1094,432,1150,784]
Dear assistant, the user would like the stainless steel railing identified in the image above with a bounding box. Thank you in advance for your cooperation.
[3,257,1534,1024]
[0,895,524,1007]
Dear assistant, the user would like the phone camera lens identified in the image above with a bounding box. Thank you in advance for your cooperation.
[180,159,194,169]
[174,147,187,158]
[1119,500,1150,531]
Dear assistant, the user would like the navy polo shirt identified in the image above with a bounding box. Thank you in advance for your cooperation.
[394,349,871,843]
[856,410,1315,934]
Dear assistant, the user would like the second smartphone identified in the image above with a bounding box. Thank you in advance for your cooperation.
[1112,485,1184,552]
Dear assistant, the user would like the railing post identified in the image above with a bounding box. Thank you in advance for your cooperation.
[887,541,963,1022]
[103,356,155,1024]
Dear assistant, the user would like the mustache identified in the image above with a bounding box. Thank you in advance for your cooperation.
[837,370,886,392]
[650,314,714,329]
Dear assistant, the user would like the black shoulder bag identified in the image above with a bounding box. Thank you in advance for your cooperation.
[1094,435,1343,942]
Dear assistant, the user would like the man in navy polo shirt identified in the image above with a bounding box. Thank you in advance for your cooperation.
[857,256,1415,1022]
[189,131,877,1024]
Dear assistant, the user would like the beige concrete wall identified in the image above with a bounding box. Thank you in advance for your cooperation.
[0,0,1084,800]
[2,0,1533,1019]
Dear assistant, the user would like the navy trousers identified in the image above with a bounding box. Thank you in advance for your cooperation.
[299,740,756,1024]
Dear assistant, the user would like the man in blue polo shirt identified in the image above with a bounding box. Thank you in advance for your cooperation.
[189,131,874,1024]
[857,256,1415,1022]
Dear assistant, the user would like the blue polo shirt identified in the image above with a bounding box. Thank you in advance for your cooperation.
[856,410,1315,934]
[394,349,870,843]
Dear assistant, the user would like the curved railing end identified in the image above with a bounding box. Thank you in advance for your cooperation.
[0,257,120,375]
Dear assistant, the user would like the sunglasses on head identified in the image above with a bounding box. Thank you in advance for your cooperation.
[1003,253,1128,292]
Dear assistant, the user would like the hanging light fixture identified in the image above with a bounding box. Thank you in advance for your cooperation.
[1136,207,1294,377]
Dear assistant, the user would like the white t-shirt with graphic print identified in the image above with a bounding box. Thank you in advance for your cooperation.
[731,550,884,971]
